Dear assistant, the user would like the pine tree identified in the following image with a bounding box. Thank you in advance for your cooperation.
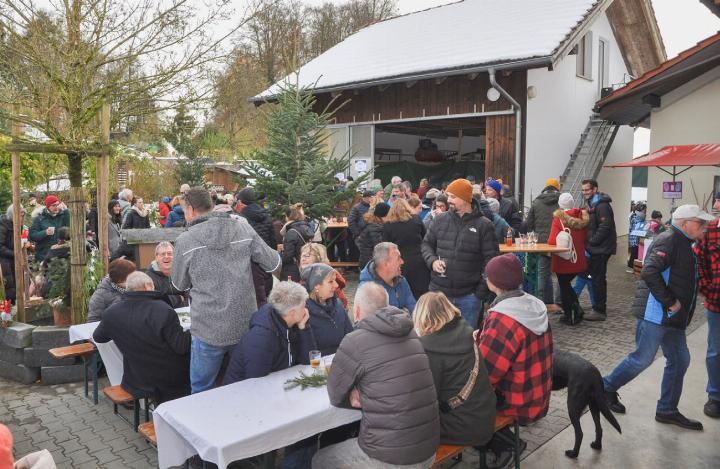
[241,85,368,219]
[166,103,207,187]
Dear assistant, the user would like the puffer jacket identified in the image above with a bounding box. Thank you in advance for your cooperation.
[356,216,384,270]
[420,317,496,446]
[146,261,189,308]
[632,225,698,330]
[29,208,70,260]
[0,216,17,301]
[498,196,523,230]
[421,200,499,298]
[585,192,616,255]
[526,189,560,242]
[280,220,314,281]
[383,216,430,299]
[548,208,589,274]
[327,306,440,465]
[165,205,185,228]
[240,202,277,249]
[87,277,125,322]
[303,297,353,360]
[122,207,150,230]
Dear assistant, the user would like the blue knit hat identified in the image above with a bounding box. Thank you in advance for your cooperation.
[162,196,170,204]
[487,179,503,194]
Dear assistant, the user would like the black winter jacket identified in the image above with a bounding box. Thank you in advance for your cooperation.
[281,220,314,281]
[303,297,353,360]
[94,291,191,403]
[585,192,616,255]
[420,317,496,446]
[0,217,17,301]
[632,226,698,330]
[348,201,370,236]
[146,261,189,308]
[122,208,151,230]
[241,203,277,249]
[422,200,499,298]
[526,189,560,243]
[498,196,523,230]
[356,220,384,270]
[383,216,430,298]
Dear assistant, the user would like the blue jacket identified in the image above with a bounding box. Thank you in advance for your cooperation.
[165,205,185,228]
[304,297,354,361]
[492,213,511,244]
[223,303,313,384]
[359,261,417,312]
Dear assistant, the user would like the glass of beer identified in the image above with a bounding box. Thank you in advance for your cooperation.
[324,356,333,376]
[309,350,322,374]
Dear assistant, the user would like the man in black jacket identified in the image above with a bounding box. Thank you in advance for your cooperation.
[485,178,522,230]
[581,179,616,321]
[603,205,713,429]
[236,187,277,299]
[422,178,499,328]
[94,271,191,403]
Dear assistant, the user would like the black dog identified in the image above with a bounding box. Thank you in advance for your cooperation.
[552,350,621,458]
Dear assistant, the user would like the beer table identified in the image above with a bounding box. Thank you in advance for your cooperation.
[499,243,570,297]
[153,361,361,469]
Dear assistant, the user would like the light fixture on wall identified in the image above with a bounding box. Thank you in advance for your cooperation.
[486,87,500,102]
[527,86,537,99]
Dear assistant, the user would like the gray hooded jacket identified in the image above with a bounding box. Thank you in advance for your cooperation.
[171,212,281,347]
[327,306,440,465]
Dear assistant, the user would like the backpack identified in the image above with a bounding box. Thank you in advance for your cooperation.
[554,217,577,263]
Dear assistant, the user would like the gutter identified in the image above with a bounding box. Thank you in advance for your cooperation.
[488,68,523,206]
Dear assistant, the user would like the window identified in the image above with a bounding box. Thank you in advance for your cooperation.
[576,32,593,80]
[598,37,610,94]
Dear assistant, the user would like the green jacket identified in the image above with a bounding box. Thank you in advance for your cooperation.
[29,208,70,260]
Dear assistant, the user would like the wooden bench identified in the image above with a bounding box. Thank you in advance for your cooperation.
[49,342,99,404]
[432,415,520,469]
[328,261,359,270]
[138,422,156,446]
[103,385,151,431]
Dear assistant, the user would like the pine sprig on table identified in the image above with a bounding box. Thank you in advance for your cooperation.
[283,371,327,390]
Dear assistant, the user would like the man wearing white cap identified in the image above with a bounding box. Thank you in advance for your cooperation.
[603,204,713,430]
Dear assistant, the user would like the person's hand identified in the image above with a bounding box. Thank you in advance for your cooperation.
[669,300,682,313]
[432,259,446,274]
[46,226,55,236]
[349,387,361,408]
[297,308,310,330]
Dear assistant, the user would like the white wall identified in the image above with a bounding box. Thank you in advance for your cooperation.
[525,11,633,234]
[645,70,720,215]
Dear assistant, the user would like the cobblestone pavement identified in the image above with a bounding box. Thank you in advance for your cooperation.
[0,240,709,468]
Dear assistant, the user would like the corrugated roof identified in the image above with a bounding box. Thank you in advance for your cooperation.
[255,0,604,100]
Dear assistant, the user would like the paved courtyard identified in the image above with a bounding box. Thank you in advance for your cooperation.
[0,241,710,468]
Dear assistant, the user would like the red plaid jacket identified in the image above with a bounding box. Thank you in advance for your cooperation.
[477,310,553,424]
[694,218,720,313]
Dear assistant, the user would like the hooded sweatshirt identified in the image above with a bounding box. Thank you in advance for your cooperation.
[171,212,281,347]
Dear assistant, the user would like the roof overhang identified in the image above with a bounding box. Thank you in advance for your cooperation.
[605,144,720,169]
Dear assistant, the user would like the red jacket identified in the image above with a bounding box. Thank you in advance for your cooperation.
[694,218,720,313]
[159,203,170,227]
[548,208,589,274]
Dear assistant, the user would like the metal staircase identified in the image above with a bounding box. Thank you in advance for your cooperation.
[560,114,619,204]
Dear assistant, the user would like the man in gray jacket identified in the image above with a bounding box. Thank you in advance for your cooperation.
[313,282,440,468]
[171,188,281,394]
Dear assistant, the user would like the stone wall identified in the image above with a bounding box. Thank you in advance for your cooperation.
[0,323,84,385]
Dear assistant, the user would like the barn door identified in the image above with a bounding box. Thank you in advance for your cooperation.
[485,115,516,186]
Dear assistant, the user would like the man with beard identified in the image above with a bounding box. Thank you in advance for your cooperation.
[422,178,499,328]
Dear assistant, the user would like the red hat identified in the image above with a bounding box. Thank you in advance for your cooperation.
[485,254,524,291]
[44,195,59,209]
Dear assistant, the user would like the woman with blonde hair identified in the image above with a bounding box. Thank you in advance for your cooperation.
[280,203,315,281]
[414,292,496,447]
[300,243,348,310]
[383,198,430,298]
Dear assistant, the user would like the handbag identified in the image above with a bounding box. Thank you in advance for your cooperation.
[554,218,577,263]
[440,340,481,413]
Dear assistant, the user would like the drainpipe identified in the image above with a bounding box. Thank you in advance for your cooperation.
[488,68,523,206]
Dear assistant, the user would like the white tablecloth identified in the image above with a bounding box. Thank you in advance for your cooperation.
[154,363,361,469]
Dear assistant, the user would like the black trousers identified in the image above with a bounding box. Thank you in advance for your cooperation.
[627,245,639,268]
[556,273,578,319]
[588,254,610,314]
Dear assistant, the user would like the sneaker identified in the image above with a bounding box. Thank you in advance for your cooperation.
[585,311,607,321]
[655,411,703,430]
[703,399,720,418]
[483,439,527,469]
[605,391,626,414]
[626,269,634,273]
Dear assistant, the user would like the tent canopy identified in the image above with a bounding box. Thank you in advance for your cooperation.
[606,144,720,168]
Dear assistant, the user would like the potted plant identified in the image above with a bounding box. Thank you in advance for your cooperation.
[46,257,71,326]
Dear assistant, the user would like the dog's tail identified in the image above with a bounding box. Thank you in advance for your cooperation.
[592,376,622,434]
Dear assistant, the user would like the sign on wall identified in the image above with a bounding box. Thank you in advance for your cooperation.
[662,181,682,199]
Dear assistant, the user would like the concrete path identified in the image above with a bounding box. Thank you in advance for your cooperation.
[523,322,720,468]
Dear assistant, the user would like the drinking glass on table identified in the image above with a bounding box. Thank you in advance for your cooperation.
[519,233,528,246]
[323,356,333,376]
[531,231,539,246]
[309,350,322,374]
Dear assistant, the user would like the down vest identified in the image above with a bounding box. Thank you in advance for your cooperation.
[327,307,440,465]
[632,225,698,330]
[421,200,499,298]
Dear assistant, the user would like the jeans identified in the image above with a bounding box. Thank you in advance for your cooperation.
[283,438,317,469]
[312,438,435,469]
[603,319,690,414]
[537,255,554,304]
[588,254,610,313]
[573,275,596,307]
[190,336,234,394]
[707,310,720,401]
[449,294,481,329]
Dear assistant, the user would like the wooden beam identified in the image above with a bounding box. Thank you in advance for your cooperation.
[10,120,26,323]
[435,77,447,85]
[467,73,479,81]
[5,143,109,156]
[405,80,417,88]
[97,104,111,275]
[377,84,390,92]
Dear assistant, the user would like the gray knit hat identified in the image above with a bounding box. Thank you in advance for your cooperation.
[301,263,335,293]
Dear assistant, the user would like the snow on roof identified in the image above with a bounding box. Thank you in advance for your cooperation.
[256,0,602,100]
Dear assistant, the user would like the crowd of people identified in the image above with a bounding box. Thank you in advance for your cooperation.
[2,173,719,469]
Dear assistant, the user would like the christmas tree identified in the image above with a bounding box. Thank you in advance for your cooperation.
[241,85,368,219]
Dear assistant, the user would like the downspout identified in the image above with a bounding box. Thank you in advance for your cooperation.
[488,68,523,206]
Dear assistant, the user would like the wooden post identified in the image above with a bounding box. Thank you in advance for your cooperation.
[11,120,26,323]
[69,185,86,325]
[97,103,111,275]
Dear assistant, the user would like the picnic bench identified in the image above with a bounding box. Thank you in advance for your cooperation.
[48,342,99,404]
[103,385,151,431]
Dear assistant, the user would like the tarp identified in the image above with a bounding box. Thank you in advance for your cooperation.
[606,144,720,168]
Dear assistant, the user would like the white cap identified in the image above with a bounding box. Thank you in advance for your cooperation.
[558,192,574,210]
[671,204,714,222]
